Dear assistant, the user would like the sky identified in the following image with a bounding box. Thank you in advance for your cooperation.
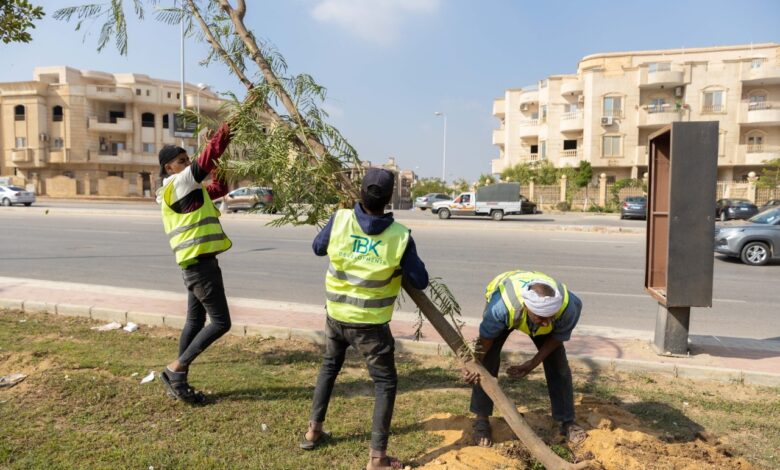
[2,0,779,182]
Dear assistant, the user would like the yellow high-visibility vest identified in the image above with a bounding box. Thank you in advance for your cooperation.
[160,182,232,267]
[485,270,569,336]
[325,209,410,324]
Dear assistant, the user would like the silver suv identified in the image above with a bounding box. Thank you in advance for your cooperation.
[714,208,780,266]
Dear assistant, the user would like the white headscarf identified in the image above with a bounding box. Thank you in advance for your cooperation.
[521,280,563,318]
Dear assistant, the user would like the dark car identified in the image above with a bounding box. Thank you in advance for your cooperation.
[620,196,647,220]
[714,207,780,266]
[758,199,780,213]
[715,198,759,221]
[519,194,538,214]
[415,193,451,210]
[216,186,274,212]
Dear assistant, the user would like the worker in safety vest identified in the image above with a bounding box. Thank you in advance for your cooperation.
[300,168,428,470]
[155,123,233,405]
[463,270,587,447]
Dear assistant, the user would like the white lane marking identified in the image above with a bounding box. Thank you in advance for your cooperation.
[59,228,131,234]
[577,290,747,303]
[551,239,639,244]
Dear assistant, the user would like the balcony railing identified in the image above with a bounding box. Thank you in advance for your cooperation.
[561,149,579,158]
[702,104,726,114]
[743,101,780,124]
[520,119,538,126]
[561,111,581,120]
[602,109,623,118]
[520,153,539,162]
[747,101,772,111]
[738,144,780,165]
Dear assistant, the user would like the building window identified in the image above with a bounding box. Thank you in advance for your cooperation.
[648,62,671,73]
[53,137,64,149]
[107,171,124,177]
[648,97,667,113]
[540,141,547,160]
[167,91,172,99]
[162,114,169,129]
[52,105,64,122]
[540,105,547,123]
[751,58,765,69]
[142,142,155,153]
[564,103,578,113]
[603,135,622,157]
[176,92,181,100]
[136,88,141,96]
[14,105,25,121]
[747,134,764,152]
[702,90,725,113]
[15,137,26,148]
[563,139,577,150]
[603,96,622,117]
[141,112,155,128]
[748,93,768,111]
[146,89,151,97]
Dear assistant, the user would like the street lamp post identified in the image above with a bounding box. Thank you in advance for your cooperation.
[434,112,447,182]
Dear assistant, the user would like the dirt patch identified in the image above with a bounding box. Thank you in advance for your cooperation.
[414,397,757,470]
[0,351,56,395]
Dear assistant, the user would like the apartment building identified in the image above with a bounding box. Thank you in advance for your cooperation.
[0,66,223,196]
[491,43,780,182]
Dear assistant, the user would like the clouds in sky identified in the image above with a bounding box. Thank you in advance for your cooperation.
[310,0,440,45]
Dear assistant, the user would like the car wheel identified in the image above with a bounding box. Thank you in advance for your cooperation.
[252,202,266,211]
[23,203,32,206]
[438,208,451,219]
[1,198,10,207]
[532,207,538,215]
[740,241,770,266]
[620,212,625,220]
[719,211,726,222]
[419,207,427,211]
[491,210,504,221]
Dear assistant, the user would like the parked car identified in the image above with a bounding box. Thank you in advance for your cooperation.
[715,198,758,221]
[216,187,274,212]
[714,207,780,266]
[415,193,451,210]
[758,199,780,213]
[620,196,647,220]
[0,185,35,207]
[518,195,538,214]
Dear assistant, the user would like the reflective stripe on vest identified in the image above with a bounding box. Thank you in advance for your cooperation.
[485,270,570,337]
[160,182,232,266]
[325,209,410,324]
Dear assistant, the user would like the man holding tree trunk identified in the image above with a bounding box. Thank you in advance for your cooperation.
[463,270,588,447]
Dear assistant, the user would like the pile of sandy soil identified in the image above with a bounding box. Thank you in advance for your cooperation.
[413,396,755,470]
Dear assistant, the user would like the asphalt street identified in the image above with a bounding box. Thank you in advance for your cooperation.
[1,206,778,340]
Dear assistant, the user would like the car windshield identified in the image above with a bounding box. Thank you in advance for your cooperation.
[727,199,751,205]
[748,208,780,225]
[626,197,646,203]
[7,186,25,191]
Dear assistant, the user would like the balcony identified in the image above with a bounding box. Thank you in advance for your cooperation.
[743,102,780,126]
[48,149,70,163]
[639,67,685,88]
[88,116,133,134]
[492,129,505,146]
[86,85,134,102]
[185,94,223,112]
[560,111,583,131]
[520,153,539,163]
[518,119,539,137]
[741,62,780,85]
[638,107,680,127]
[738,144,780,165]
[492,98,506,117]
[560,80,583,96]
[97,149,133,163]
[558,150,580,167]
[518,90,539,105]
[10,148,33,163]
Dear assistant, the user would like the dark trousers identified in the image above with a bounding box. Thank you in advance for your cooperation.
[309,316,398,451]
[177,257,232,368]
[470,328,575,424]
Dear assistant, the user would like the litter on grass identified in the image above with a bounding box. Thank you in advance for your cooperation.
[123,322,139,333]
[0,373,27,389]
[140,371,155,384]
[91,322,122,331]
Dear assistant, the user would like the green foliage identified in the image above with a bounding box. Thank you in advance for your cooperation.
[411,177,449,199]
[0,0,44,44]
[476,173,496,186]
[757,158,780,189]
[573,160,593,188]
[609,178,646,206]
[533,160,559,185]
[555,201,571,211]
[501,162,534,184]
[450,178,470,193]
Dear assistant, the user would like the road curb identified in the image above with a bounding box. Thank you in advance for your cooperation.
[2,297,777,387]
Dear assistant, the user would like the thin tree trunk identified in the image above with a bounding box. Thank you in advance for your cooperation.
[403,280,590,470]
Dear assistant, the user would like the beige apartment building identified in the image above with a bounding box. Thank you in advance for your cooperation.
[0,66,223,196]
[491,43,780,182]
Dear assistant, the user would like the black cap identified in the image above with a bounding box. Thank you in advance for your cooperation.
[158,145,186,177]
[361,168,394,200]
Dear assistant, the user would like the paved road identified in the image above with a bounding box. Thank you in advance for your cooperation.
[1,208,777,339]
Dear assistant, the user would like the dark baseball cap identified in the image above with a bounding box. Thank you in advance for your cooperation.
[361,168,394,200]
[158,145,187,177]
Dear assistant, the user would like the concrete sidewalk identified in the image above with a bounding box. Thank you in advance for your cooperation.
[1,276,777,386]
